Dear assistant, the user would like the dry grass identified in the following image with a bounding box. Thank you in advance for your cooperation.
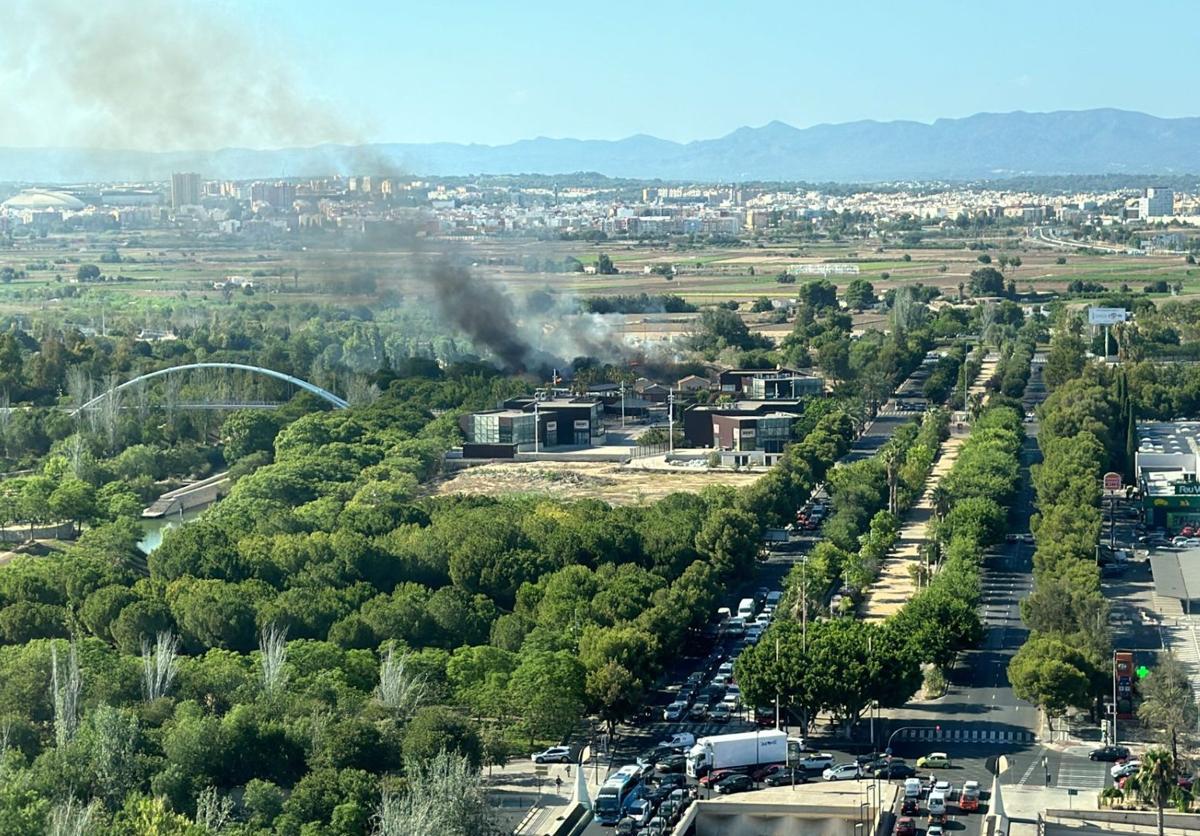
[430,459,762,504]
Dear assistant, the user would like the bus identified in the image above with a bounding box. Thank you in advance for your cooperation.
[594,764,644,825]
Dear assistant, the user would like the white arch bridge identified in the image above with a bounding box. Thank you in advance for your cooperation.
[72,362,349,415]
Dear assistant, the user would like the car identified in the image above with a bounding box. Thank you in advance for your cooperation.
[709,703,733,722]
[655,754,686,773]
[714,773,755,794]
[751,763,791,782]
[1089,745,1131,762]
[878,762,917,779]
[1185,538,1200,548]
[1101,562,1127,577]
[658,732,695,749]
[663,701,688,722]
[764,767,808,786]
[643,816,666,836]
[960,780,981,812]
[531,746,571,764]
[1112,760,1140,779]
[895,817,917,836]
[658,799,679,823]
[900,798,919,816]
[668,788,693,813]
[933,779,953,796]
[927,825,944,836]
[657,773,687,793]
[625,798,653,827]
[1172,536,1189,547]
[822,763,862,781]
[699,768,738,788]
[795,752,836,772]
[615,817,637,836]
[688,703,709,720]
[904,778,923,799]
[916,752,951,769]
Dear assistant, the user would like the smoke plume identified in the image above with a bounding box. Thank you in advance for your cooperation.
[2,0,355,152]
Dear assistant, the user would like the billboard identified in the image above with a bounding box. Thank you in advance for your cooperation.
[1089,307,1129,325]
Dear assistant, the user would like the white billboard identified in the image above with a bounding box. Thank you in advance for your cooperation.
[1088,307,1128,325]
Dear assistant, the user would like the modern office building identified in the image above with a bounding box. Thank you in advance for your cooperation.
[460,397,605,457]
[717,367,824,399]
[1139,187,1174,219]
[170,172,202,209]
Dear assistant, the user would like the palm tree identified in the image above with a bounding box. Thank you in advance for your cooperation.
[1129,748,1176,836]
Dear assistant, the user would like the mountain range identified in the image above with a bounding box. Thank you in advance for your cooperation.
[3,109,1199,184]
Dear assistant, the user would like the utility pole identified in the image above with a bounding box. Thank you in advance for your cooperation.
[775,636,781,730]
[619,381,626,428]
[534,399,540,454]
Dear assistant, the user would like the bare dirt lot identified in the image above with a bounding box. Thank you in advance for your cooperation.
[431,459,763,504]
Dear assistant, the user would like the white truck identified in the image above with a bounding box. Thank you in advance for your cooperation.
[686,729,791,778]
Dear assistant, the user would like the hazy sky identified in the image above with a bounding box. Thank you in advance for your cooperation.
[3,0,1197,150]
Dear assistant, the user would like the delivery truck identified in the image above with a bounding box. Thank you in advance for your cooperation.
[686,729,790,778]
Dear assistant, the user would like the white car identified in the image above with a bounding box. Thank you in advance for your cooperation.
[1112,760,1140,779]
[822,763,862,781]
[663,701,688,722]
[532,746,572,764]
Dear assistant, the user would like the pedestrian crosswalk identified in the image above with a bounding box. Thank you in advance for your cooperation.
[892,727,1035,744]
[1052,760,1108,790]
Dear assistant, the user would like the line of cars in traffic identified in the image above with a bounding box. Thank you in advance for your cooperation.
[663,589,783,726]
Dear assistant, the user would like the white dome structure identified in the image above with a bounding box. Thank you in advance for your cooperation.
[0,189,86,211]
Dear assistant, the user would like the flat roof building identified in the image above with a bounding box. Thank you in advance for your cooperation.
[1134,421,1200,530]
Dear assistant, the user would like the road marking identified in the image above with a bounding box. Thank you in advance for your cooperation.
[1017,756,1039,786]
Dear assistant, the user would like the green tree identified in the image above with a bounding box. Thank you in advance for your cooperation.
[220,410,281,463]
[586,660,643,736]
[75,264,102,282]
[403,706,483,770]
[48,477,97,535]
[843,278,877,310]
[1137,653,1198,763]
[1007,635,1093,727]
[695,507,760,578]
[506,649,586,745]
[596,253,617,275]
[968,267,1004,296]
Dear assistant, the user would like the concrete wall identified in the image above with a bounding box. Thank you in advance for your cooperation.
[0,522,77,543]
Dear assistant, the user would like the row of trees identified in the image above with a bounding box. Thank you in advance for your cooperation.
[736,394,1027,736]
[1010,318,1114,726]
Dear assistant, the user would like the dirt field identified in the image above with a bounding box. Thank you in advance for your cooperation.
[430,459,763,504]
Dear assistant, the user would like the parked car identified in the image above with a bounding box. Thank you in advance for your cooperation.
[764,768,808,787]
[822,763,862,781]
[917,752,952,769]
[1089,745,1130,762]
[714,773,755,794]
[531,746,572,764]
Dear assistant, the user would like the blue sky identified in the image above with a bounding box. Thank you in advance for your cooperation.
[4,0,1198,149]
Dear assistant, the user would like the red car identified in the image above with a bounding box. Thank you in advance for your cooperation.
[699,768,738,788]
[751,763,789,782]
[896,817,917,836]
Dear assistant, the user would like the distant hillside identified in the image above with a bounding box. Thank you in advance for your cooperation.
[3,109,1200,183]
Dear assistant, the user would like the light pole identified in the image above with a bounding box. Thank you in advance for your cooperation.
[667,389,675,454]
[619,381,626,428]
[1111,650,1119,748]
[533,399,540,454]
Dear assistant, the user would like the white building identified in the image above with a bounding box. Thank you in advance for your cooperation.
[1139,187,1174,219]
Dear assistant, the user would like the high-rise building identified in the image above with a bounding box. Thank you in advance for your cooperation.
[170,172,202,209]
[1139,187,1174,219]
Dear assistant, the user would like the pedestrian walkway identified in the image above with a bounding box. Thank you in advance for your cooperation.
[1159,614,1200,707]
[488,759,606,836]
[861,354,999,622]
[892,726,1035,744]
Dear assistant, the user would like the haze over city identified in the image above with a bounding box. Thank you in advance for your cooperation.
[0,2,1197,835]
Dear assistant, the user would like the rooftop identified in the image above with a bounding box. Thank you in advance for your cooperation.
[1137,421,1200,456]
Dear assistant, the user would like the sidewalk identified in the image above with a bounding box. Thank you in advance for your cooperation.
[861,354,999,622]
[488,758,606,836]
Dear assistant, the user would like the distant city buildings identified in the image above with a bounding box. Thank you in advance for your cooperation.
[170,172,202,209]
[1139,187,1174,219]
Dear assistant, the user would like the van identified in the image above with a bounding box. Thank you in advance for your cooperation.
[765,590,783,608]
[904,778,922,799]
[928,791,946,816]
[737,598,756,619]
